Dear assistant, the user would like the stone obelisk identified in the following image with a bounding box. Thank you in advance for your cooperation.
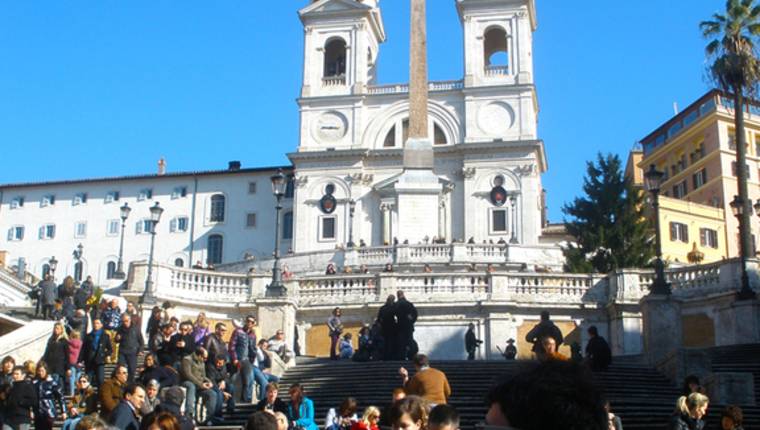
[394,0,442,243]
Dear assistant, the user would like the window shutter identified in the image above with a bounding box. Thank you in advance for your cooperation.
[170,219,177,233]
[669,223,676,241]
[38,226,44,239]
[136,221,143,234]
[682,225,688,243]
[703,168,707,183]
[50,225,56,239]
[7,228,12,241]
[700,229,706,246]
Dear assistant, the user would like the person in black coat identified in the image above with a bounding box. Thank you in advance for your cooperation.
[2,366,37,430]
[206,355,235,418]
[464,323,483,360]
[584,326,612,371]
[116,314,145,383]
[42,323,69,385]
[145,306,162,349]
[256,382,288,415]
[39,275,58,320]
[169,322,195,367]
[80,318,113,387]
[525,311,564,360]
[109,384,145,430]
[377,295,397,360]
[393,290,418,360]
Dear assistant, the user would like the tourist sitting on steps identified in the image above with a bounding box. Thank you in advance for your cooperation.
[107,383,144,430]
[99,364,127,417]
[485,360,607,430]
[669,392,709,430]
[287,383,318,430]
[62,374,97,430]
[387,396,429,430]
[350,406,381,430]
[538,336,568,362]
[428,404,459,430]
[257,382,288,415]
[720,405,744,430]
[325,397,358,430]
[179,347,219,425]
[339,334,354,359]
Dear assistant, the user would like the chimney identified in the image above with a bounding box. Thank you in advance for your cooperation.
[228,161,241,171]
[158,157,167,175]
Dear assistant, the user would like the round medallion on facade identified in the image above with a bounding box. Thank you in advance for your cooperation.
[477,102,515,136]
[314,111,348,143]
[490,176,508,206]
[320,183,337,214]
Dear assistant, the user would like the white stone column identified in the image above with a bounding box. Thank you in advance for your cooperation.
[381,204,392,245]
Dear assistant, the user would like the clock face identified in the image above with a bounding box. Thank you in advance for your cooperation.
[315,111,348,143]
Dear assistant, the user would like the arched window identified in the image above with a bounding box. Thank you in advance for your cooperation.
[106,261,117,279]
[383,126,396,147]
[434,123,447,145]
[324,39,347,78]
[484,27,508,69]
[174,258,184,268]
[210,194,225,222]
[41,264,50,278]
[207,235,223,265]
[74,261,83,282]
[283,212,294,240]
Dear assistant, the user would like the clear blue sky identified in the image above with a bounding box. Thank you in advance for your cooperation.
[0,1,722,221]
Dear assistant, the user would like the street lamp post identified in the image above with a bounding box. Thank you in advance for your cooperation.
[731,196,757,300]
[267,169,288,297]
[644,165,671,295]
[48,256,58,278]
[347,199,357,248]
[114,203,131,279]
[142,202,164,305]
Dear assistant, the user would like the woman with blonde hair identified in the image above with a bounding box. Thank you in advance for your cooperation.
[42,322,69,387]
[670,392,709,430]
[351,406,381,430]
[192,312,210,345]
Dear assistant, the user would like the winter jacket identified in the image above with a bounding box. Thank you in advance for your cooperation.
[73,288,90,310]
[67,338,83,367]
[99,377,124,415]
[102,307,122,331]
[669,413,705,430]
[525,320,564,353]
[192,326,209,346]
[42,336,69,377]
[287,397,319,430]
[394,298,418,331]
[33,377,64,419]
[39,280,58,306]
[80,330,112,366]
[169,333,195,364]
[180,354,212,389]
[204,333,228,363]
[116,324,144,355]
[109,400,140,430]
[3,380,36,425]
[228,327,250,363]
[139,366,179,389]
[67,387,97,416]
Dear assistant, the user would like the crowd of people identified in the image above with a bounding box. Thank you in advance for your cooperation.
[1,276,753,430]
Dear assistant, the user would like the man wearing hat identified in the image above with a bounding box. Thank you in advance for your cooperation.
[503,339,517,360]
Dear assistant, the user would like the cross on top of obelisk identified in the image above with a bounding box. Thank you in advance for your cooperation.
[403,0,434,170]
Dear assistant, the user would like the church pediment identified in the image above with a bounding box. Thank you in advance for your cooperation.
[299,0,372,18]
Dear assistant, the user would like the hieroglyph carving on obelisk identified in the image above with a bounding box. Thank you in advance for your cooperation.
[403,0,434,170]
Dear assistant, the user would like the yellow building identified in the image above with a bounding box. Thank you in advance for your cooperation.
[629,89,760,262]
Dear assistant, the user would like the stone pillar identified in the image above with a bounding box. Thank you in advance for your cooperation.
[381,203,392,245]
[731,299,760,343]
[257,298,298,353]
[640,294,682,366]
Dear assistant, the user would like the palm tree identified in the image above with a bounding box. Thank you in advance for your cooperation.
[701,0,760,299]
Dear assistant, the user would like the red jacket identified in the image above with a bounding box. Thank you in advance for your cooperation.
[68,339,83,366]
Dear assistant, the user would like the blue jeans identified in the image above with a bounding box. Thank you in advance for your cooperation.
[252,366,278,401]
[67,366,80,395]
[182,381,217,421]
[62,417,82,430]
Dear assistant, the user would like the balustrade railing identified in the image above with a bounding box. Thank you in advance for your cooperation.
[298,274,377,299]
[505,273,600,301]
[668,260,722,292]
[357,246,395,265]
[367,80,463,95]
[322,76,346,86]
[466,244,507,259]
[165,265,253,302]
[395,273,490,297]
[484,65,509,77]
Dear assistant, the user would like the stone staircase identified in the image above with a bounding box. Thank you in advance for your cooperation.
[709,343,760,403]
[49,352,759,430]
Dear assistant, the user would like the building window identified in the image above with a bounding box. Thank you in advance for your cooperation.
[669,222,688,243]
[700,228,719,249]
[105,191,120,203]
[73,193,88,206]
[6,226,24,242]
[38,224,56,240]
[74,261,83,282]
[41,264,51,278]
[383,126,396,147]
[483,26,508,70]
[107,220,120,236]
[692,168,707,189]
[434,123,447,145]
[210,194,225,222]
[41,195,55,207]
[321,216,336,240]
[10,197,24,209]
[283,212,293,240]
[169,217,189,233]
[207,234,223,265]
[136,219,154,235]
[174,258,184,267]
[285,177,295,199]
[492,209,508,233]
[75,222,87,239]
[106,261,117,279]
[246,213,257,228]
[728,129,736,150]
[672,181,688,199]
[323,38,347,78]
[172,186,187,199]
[248,182,257,194]
[138,189,153,201]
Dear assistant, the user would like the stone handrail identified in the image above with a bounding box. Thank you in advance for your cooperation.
[0,269,32,308]
[322,76,346,86]
[494,272,607,303]
[484,65,509,77]
[367,80,464,95]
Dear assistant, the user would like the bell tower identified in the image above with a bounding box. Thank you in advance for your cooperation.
[298,0,386,97]
[457,0,537,87]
